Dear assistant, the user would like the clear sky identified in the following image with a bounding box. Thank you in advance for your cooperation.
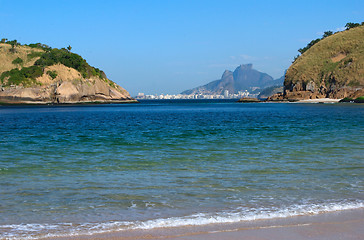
[1,0,364,95]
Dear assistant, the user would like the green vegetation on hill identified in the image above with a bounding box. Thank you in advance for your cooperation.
[46,70,57,79]
[0,39,107,86]
[27,43,52,52]
[0,66,42,86]
[12,57,23,65]
[34,48,105,79]
[27,51,43,60]
[340,96,364,103]
[1,39,52,52]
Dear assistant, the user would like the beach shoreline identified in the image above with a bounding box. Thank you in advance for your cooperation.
[295,98,342,103]
[46,208,364,240]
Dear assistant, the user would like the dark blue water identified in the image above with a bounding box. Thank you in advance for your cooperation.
[0,101,363,239]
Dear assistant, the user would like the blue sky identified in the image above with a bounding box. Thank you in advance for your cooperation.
[1,0,363,95]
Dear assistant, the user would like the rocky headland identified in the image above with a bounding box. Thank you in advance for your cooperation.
[0,41,135,104]
[269,24,364,102]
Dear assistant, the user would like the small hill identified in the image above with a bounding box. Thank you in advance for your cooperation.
[0,41,135,104]
[181,64,283,95]
[273,25,364,101]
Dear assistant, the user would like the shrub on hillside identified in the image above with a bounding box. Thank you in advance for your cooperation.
[12,57,24,65]
[0,66,43,86]
[46,70,58,79]
[27,43,52,52]
[298,38,321,55]
[339,97,354,102]
[27,51,43,60]
[345,22,360,30]
[354,96,364,103]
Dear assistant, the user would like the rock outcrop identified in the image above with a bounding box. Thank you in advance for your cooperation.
[257,85,283,100]
[0,42,135,104]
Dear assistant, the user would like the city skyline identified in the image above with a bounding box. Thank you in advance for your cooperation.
[135,89,252,99]
[1,0,364,95]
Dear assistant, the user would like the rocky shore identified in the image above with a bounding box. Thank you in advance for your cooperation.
[0,77,136,104]
[267,84,364,102]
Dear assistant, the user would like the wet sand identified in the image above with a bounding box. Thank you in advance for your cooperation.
[47,208,364,240]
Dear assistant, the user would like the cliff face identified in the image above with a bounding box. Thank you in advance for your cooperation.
[181,64,282,95]
[277,26,364,101]
[0,42,135,104]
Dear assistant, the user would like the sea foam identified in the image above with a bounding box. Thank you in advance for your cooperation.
[1,200,363,240]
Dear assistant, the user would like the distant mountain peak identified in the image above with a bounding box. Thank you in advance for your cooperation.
[181,64,283,95]
[222,69,233,78]
[238,63,253,70]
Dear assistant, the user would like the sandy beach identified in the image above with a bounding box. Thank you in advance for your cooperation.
[295,98,342,103]
[46,208,364,240]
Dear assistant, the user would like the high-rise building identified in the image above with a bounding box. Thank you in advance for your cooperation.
[224,90,229,98]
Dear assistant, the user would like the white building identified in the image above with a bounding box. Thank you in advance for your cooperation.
[224,90,229,98]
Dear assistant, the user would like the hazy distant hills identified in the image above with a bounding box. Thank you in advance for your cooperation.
[181,64,283,95]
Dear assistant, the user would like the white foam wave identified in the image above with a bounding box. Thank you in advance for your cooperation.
[1,201,363,239]
[133,201,364,229]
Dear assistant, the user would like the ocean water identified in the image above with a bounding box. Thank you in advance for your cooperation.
[0,100,363,239]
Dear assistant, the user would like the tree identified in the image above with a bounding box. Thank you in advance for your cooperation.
[1,38,7,43]
[67,45,72,52]
[322,31,333,38]
[8,39,17,47]
[8,40,18,53]
[298,38,321,54]
[345,22,360,30]
[292,54,300,63]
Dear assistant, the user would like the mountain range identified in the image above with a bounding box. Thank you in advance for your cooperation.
[181,64,283,95]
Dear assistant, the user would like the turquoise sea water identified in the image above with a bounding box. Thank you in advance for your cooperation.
[0,100,363,239]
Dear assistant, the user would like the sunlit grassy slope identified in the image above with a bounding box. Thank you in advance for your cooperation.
[285,25,364,88]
